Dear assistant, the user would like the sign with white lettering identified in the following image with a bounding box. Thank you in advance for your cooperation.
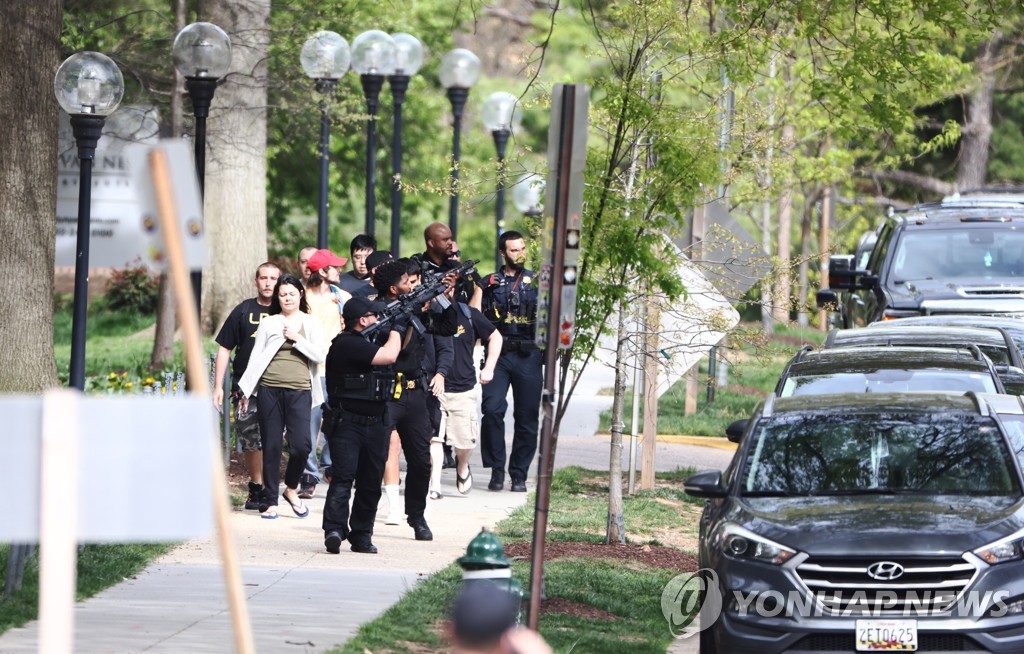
[55,106,160,268]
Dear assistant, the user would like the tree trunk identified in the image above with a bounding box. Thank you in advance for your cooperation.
[772,124,795,325]
[796,196,812,326]
[150,0,187,370]
[198,0,270,334]
[0,1,62,392]
[956,31,1000,192]
[606,300,628,544]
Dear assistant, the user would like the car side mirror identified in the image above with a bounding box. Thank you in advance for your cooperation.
[684,470,728,498]
[725,419,747,443]
[826,254,858,291]
[816,289,839,310]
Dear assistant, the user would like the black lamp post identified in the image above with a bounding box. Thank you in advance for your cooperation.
[352,30,397,238]
[301,31,351,249]
[483,91,521,271]
[172,21,232,318]
[439,48,481,242]
[387,32,423,255]
[54,52,124,391]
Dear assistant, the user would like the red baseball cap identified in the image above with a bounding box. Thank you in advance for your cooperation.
[307,249,348,272]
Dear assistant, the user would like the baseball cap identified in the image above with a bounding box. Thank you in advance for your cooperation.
[342,296,387,324]
[365,250,394,271]
[307,249,348,272]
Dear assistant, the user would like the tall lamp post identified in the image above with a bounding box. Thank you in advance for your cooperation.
[439,48,481,241]
[387,33,423,254]
[482,91,521,270]
[352,30,396,237]
[54,52,124,391]
[301,31,351,250]
[172,21,232,318]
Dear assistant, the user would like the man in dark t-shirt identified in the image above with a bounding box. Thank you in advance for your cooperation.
[213,262,280,510]
[338,233,376,295]
[441,303,502,495]
[322,297,402,554]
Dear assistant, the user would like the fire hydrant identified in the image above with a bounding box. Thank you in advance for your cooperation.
[457,528,527,612]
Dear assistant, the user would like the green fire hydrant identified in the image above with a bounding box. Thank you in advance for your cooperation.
[457,528,527,612]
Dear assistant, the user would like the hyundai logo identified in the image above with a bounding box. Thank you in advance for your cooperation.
[867,561,905,581]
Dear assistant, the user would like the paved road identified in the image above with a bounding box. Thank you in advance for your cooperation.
[0,361,734,653]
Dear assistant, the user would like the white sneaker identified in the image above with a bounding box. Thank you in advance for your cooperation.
[384,511,403,526]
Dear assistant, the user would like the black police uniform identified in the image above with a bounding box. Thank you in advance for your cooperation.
[479,267,543,489]
[387,301,458,524]
[322,329,394,548]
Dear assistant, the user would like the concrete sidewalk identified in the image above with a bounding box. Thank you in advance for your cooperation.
[0,362,734,653]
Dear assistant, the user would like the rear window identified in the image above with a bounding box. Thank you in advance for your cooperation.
[742,414,1018,497]
[891,226,1024,282]
[780,369,998,396]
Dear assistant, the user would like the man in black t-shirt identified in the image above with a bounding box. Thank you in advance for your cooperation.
[213,262,281,510]
[338,233,376,295]
[322,297,402,554]
[441,302,502,494]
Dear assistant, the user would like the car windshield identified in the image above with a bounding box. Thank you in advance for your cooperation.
[742,414,1019,497]
[891,227,1024,282]
[780,370,997,396]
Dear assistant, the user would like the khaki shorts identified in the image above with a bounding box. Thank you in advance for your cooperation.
[440,387,479,450]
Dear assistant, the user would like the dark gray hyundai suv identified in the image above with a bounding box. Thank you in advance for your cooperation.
[686,393,1024,653]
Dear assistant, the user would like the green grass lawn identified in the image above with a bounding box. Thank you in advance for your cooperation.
[599,322,826,437]
[336,466,702,653]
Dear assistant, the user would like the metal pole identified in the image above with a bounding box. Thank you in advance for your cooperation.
[528,84,576,631]
[447,87,469,241]
[185,76,218,324]
[389,75,410,254]
[68,114,105,391]
[492,129,510,271]
[361,74,384,237]
[315,79,337,250]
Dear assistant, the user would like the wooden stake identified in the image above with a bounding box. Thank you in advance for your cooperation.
[38,390,80,654]
[148,147,256,654]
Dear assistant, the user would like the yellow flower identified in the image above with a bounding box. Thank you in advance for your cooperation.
[121,372,128,378]
[109,372,118,379]
[124,382,133,389]
[145,377,155,385]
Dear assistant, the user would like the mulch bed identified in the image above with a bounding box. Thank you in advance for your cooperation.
[503,541,698,572]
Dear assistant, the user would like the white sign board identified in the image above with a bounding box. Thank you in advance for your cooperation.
[3,395,215,542]
[56,106,160,268]
[594,241,740,397]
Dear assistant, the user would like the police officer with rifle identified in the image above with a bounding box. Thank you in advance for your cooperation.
[321,296,402,554]
[368,259,462,542]
[480,231,542,493]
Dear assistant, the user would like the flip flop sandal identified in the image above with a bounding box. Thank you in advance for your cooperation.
[456,467,472,495]
[282,491,310,518]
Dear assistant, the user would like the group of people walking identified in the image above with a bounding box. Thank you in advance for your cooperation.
[212,224,542,554]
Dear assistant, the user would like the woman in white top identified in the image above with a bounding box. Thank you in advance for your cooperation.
[239,275,327,519]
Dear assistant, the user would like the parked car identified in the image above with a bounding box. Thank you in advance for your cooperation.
[774,346,1004,397]
[817,193,1024,327]
[685,392,1024,653]
[880,314,1024,357]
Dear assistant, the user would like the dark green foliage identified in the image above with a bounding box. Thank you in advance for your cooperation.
[104,261,159,314]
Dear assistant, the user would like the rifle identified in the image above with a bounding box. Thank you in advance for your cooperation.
[362,259,480,341]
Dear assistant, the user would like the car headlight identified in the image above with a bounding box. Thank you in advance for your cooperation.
[713,523,796,565]
[974,529,1024,565]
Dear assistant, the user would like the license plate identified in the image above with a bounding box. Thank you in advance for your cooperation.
[856,619,918,651]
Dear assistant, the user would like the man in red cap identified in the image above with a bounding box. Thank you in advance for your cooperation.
[299,247,350,498]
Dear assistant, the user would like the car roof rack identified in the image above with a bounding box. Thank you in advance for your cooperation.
[762,394,776,418]
[963,391,990,417]
[793,344,816,362]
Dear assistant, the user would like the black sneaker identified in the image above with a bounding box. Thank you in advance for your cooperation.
[350,538,378,554]
[244,481,263,510]
[488,469,505,492]
[324,531,343,554]
[511,478,527,492]
[409,517,433,541]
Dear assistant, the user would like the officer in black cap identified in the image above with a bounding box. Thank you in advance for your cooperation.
[479,231,542,493]
[321,296,402,554]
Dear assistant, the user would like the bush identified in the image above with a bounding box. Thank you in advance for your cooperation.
[105,260,159,313]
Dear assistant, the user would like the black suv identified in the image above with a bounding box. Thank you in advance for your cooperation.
[818,193,1024,327]
[686,392,1024,653]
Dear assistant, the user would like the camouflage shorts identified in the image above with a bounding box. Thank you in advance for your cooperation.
[233,398,262,452]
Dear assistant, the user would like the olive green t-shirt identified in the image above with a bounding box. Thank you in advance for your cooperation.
[261,326,311,390]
